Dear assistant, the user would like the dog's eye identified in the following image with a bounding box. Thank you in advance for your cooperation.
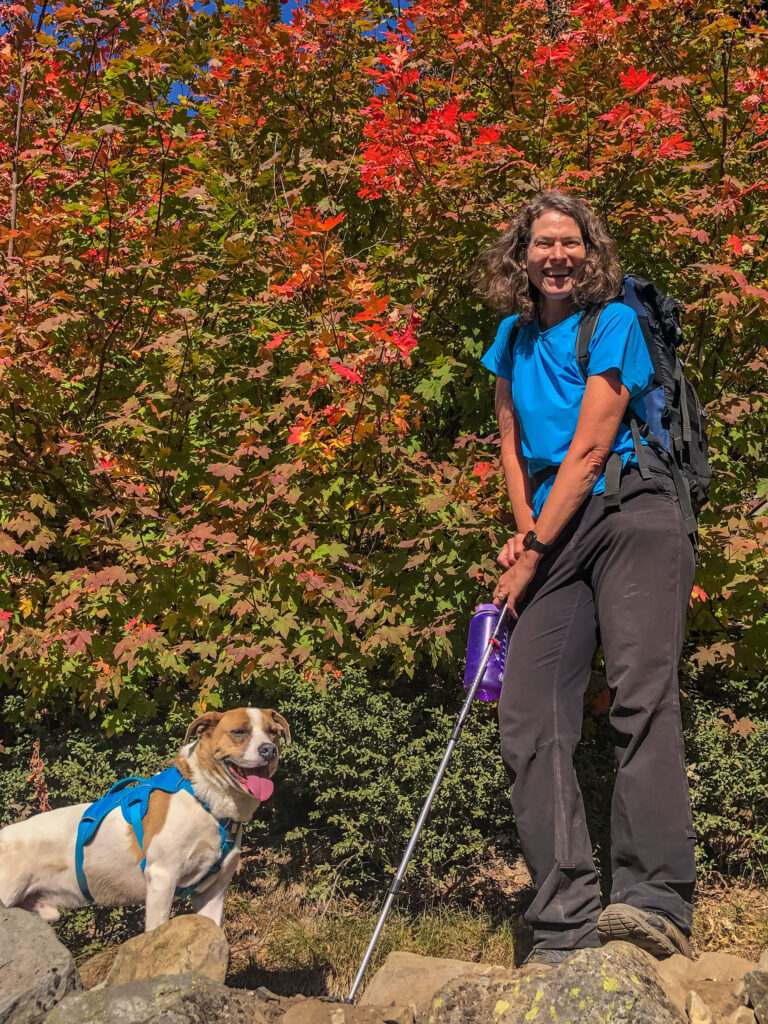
[230,728,249,738]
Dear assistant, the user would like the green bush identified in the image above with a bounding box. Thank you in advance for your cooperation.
[3,668,767,909]
[0,696,185,826]
[686,706,768,875]
[273,671,512,898]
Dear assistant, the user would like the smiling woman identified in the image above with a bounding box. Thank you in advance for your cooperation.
[475,191,698,967]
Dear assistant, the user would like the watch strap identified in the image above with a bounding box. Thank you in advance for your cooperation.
[523,530,551,555]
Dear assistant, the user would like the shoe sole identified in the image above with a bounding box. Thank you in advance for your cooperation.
[597,904,691,959]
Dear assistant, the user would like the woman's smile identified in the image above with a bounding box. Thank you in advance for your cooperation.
[526,210,587,316]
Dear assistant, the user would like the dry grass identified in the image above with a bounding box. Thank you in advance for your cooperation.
[692,873,768,961]
[221,851,768,997]
[221,850,527,997]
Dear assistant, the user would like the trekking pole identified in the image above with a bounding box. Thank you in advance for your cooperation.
[345,604,510,1004]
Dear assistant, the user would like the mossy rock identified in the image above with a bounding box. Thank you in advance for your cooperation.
[427,942,685,1024]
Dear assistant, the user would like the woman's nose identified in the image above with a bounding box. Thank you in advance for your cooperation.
[551,241,565,258]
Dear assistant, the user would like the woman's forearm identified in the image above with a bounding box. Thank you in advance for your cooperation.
[532,448,606,548]
[495,378,535,534]
[500,433,536,534]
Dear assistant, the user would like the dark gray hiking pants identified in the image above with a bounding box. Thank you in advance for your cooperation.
[498,461,696,951]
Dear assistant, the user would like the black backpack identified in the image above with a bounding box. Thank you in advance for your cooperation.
[508,274,712,543]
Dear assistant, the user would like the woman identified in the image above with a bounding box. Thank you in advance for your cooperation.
[477,191,696,966]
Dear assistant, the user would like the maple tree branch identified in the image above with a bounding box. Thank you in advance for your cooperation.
[718,32,736,183]
[8,1,50,258]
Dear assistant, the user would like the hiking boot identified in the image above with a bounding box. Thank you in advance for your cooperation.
[597,903,692,959]
[522,948,577,967]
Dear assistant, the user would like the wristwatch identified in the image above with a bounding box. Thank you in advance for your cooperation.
[522,530,551,555]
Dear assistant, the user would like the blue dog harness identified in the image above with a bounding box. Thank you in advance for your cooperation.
[74,766,239,902]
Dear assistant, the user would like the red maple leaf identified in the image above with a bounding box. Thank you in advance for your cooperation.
[657,133,693,159]
[265,332,289,350]
[472,461,495,484]
[330,361,363,385]
[476,126,502,146]
[619,67,656,94]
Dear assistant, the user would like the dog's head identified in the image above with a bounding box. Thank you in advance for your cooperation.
[182,707,290,802]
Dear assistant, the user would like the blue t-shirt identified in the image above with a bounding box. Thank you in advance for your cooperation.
[481,304,654,518]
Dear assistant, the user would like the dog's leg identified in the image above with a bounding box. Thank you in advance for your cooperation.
[144,865,177,932]
[189,877,229,926]
[189,852,239,927]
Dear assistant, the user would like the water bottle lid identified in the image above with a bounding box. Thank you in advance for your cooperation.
[474,603,499,614]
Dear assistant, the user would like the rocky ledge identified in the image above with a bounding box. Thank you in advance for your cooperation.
[2,907,767,1024]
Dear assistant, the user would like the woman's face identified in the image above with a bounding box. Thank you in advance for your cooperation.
[526,210,587,305]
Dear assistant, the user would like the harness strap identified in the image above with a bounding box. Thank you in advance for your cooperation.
[679,368,692,444]
[74,834,92,902]
[666,456,698,537]
[628,416,651,479]
[126,796,147,871]
[74,775,147,902]
[75,768,237,903]
[669,362,684,452]
[603,452,624,511]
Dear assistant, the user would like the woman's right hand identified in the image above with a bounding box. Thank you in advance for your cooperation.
[497,533,527,569]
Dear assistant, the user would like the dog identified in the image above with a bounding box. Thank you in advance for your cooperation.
[0,707,290,931]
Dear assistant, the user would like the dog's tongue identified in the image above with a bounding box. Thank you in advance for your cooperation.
[242,769,274,802]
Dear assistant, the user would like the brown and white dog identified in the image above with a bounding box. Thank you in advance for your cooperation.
[0,708,290,931]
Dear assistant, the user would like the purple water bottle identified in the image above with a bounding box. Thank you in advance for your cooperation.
[463,603,511,701]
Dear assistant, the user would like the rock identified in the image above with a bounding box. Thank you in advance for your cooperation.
[77,947,119,990]
[723,1010,757,1024]
[103,914,229,986]
[282,1002,413,1024]
[691,953,757,983]
[0,907,79,1024]
[655,951,756,1020]
[360,952,505,1021]
[686,990,716,1024]
[44,973,268,1024]
[745,971,768,1023]
[760,950,768,973]
[429,942,685,1024]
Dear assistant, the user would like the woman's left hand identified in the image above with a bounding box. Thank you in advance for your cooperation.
[492,553,540,618]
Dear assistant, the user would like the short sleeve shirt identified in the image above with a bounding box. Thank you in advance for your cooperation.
[481,304,654,518]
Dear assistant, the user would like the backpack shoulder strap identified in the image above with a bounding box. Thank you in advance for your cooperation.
[506,319,521,365]
[575,305,607,382]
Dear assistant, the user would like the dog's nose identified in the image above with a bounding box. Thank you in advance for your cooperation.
[259,742,278,763]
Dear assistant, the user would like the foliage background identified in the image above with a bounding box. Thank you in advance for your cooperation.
[1,0,767,894]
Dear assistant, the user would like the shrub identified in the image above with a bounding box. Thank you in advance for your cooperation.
[273,671,513,898]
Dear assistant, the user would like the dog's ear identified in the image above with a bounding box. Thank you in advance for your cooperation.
[184,711,223,745]
[266,710,291,746]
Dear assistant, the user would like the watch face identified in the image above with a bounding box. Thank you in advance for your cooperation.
[523,530,536,549]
